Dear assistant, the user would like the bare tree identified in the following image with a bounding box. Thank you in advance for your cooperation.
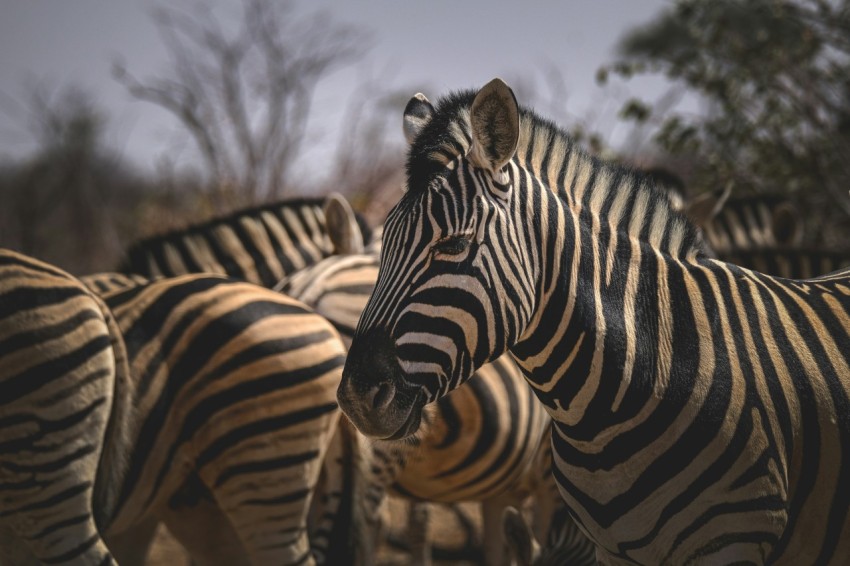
[320,71,411,219]
[113,0,369,202]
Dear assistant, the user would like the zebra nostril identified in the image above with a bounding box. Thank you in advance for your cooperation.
[371,381,395,411]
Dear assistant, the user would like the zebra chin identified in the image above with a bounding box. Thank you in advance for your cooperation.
[337,326,428,440]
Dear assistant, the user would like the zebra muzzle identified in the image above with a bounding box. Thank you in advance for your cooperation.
[338,327,425,439]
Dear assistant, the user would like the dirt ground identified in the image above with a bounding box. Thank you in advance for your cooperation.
[144,497,484,565]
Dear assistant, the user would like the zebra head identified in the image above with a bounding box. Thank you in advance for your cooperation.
[338,79,538,439]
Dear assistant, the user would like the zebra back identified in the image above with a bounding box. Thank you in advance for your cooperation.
[121,196,372,287]
[81,271,150,294]
[698,193,803,255]
[0,249,133,565]
[720,245,850,279]
[666,189,847,279]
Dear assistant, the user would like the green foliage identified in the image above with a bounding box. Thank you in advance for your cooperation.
[604,0,850,244]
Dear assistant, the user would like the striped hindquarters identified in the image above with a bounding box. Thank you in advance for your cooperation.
[100,275,346,565]
[394,355,550,503]
[0,249,122,565]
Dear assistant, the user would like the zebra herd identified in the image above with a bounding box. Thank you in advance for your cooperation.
[2,78,850,565]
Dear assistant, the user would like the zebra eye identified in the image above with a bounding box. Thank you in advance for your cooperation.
[432,235,471,256]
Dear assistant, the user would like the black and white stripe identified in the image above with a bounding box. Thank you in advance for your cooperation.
[121,196,371,287]
[93,275,348,566]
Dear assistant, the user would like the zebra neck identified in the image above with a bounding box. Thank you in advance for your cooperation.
[511,115,702,261]
[511,209,711,443]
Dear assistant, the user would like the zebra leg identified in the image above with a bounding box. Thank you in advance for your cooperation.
[527,470,560,545]
[158,476,252,566]
[482,495,523,566]
[406,502,432,566]
[103,515,160,566]
[9,515,115,566]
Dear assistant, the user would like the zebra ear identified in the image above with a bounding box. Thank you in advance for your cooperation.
[502,506,541,566]
[403,93,435,145]
[469,78,520,172]
[324,193,365,255]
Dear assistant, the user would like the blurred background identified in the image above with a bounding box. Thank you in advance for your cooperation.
[2,0,849,275]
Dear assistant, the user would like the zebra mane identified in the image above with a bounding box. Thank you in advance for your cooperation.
[405,89,706,258]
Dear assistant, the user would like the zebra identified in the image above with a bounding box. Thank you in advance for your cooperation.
[104,194,372,564]
[502,504,597,566]
[87,274,348,566]
[121,194,372,286]
[337,78,850,564]
[698,193,803,256]
[81,272,150,294]
[663,191,847,279]
[644,166,802,257]
[649,180,849,280]
[276,252,560,566]
[664,188,849,280]
[0,249,131,565]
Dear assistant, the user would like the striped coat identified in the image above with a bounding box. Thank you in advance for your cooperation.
[121,196,371,286]
[95,275,347,566]
[0,249,131,565]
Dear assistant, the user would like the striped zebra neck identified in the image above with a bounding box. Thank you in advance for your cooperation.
[405,89,705,261]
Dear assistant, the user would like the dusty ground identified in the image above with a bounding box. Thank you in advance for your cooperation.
[378,499,482,566]
[144,497,484,565]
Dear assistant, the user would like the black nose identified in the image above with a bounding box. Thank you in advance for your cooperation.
[338,374,397,414]
[370,381,396,411]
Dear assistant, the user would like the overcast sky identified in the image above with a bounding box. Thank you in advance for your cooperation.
[0,0,673,181]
